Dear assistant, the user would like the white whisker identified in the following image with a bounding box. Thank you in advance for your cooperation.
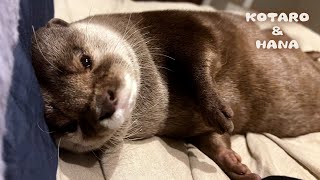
[130,38,155,50]
[57,137,62,180]
[37,121,54,134]
[140,65,174,72]
[32,25,61,72]
[91,150,102,161]
[122,18,144,41]
[57,137,62,160]
[150,53,176,61]
[122,13,132,40]
[125,25,152,42]
[112,13,132,54]
[85,1,95,44]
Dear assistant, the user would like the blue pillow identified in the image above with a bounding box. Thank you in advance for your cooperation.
[3,0,57,180]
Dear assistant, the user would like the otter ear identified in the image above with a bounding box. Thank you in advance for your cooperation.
[46,18,69,28]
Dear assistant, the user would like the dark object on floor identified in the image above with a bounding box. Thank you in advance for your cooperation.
[263,176,301,180]
[133,0,203,5]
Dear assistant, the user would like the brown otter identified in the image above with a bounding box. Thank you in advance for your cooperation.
[31,11,320,180]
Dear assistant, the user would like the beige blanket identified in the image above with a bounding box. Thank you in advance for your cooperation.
[55,1,320,179]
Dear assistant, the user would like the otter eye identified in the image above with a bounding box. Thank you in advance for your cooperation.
[80,55,92,69]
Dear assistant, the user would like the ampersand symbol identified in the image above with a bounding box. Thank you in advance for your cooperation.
[272,26,283,36]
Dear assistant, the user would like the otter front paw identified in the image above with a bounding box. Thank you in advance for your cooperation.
[204,98,234,134]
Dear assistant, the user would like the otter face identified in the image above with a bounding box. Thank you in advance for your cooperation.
[32,18,140,152]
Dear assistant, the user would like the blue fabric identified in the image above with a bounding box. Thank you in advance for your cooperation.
[3,0,58,180]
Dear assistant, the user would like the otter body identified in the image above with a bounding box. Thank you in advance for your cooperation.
[32,11,320,180]
[123,11,320,138]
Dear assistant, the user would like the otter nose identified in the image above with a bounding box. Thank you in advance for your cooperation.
[98,90,117,121]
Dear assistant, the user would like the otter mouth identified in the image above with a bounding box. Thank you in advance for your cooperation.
[98,111,114,121]
[99,73,137,130]
[57,73,138,153]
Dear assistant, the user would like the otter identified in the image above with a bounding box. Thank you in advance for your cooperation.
[31,11,320,180]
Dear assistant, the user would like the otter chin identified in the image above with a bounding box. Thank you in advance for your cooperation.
[32,18,140,153]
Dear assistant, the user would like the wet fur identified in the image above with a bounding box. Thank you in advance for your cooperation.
[32,11,320,179]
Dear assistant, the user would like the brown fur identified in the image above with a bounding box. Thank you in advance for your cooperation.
[32,11,320,179]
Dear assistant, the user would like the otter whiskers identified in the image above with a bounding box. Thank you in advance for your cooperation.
[32,25,61,72]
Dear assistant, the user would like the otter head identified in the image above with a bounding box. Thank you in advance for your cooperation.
[32,18,140,152]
